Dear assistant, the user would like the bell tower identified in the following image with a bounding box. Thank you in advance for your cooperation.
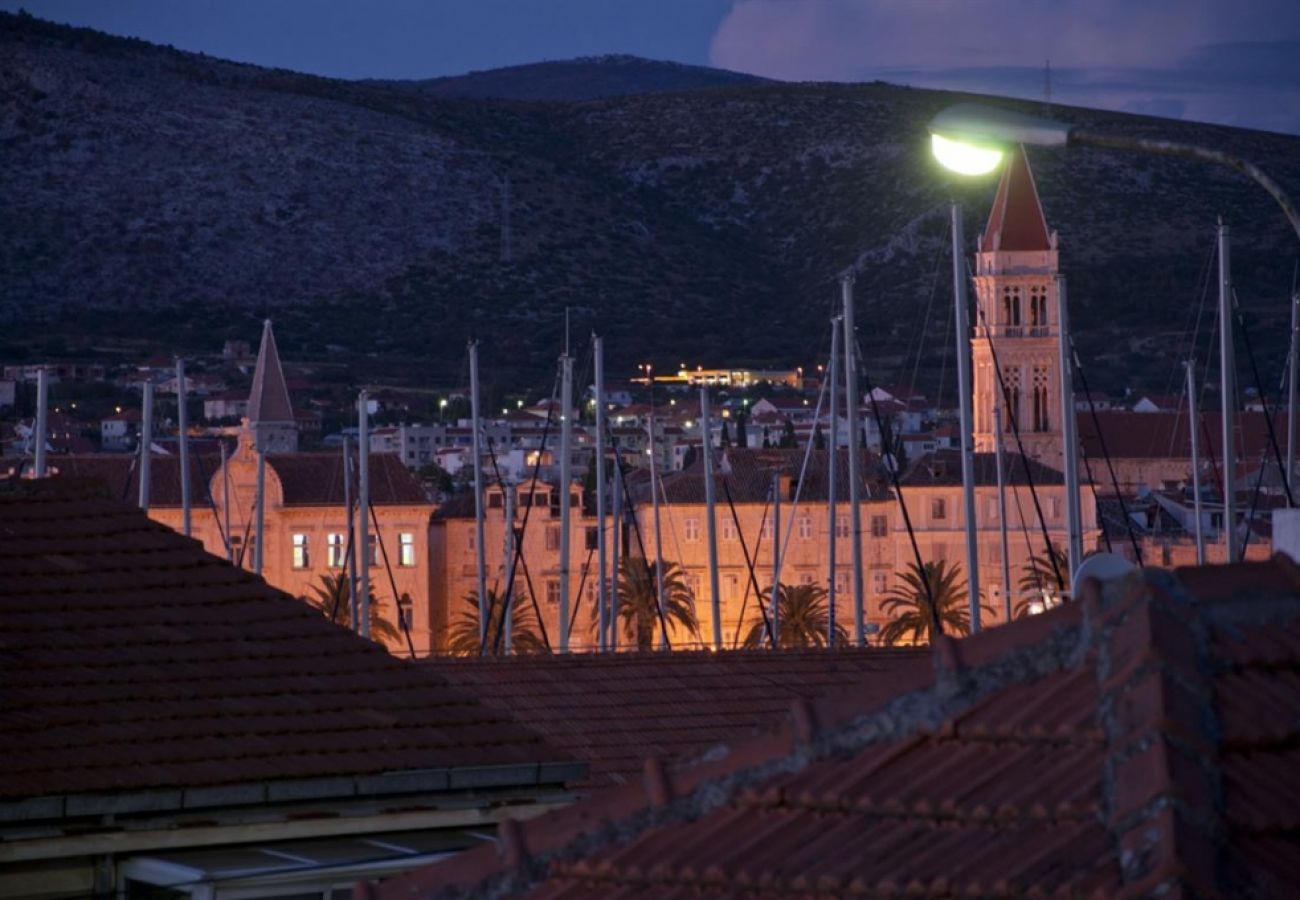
[971,146,1061,462]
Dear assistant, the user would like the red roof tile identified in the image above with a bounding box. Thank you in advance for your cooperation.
[0,480,570,807]
[421,649,929,789]
[376,556,1300,897]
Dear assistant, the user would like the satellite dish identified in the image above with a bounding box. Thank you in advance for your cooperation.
[1071,552,1135,598]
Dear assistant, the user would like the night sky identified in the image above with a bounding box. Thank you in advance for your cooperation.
[5,0,1299,135]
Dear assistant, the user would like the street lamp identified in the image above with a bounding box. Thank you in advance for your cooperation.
[929,102,1300,243]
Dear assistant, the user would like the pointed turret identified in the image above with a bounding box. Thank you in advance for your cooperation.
[980,145,1052,253]
[246,320,298,453]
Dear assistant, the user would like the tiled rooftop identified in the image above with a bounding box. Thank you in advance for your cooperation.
[378,556,1300,897]
[421,649,930,789]
[0,480,570,812]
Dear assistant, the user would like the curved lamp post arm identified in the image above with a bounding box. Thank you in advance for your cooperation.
[1071,129,1300,246]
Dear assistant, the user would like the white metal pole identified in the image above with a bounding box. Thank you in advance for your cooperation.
[1186,362,1206,565]
[34,367,48,478]
[358,390,371,638]
[1056,275,1083,581]
[1219,221,1237,563]
[594,337,609,652]
[700,386,722,651]
[220,441,232,562]
[610,453,622,652]
[343,436,359,631]
[559,354,573,653]
[994,402,1012,622]
[1288,292,1299,502]
[648,392,667,650]
[177,358,191,537]
[826,317,840,647]
[503,481,516,655]
[469,342,488,647]
[139,381,153,511]
[254,448,265,575]
[770,472,781,648]
[842,273,865,646]
[951,204,981,631]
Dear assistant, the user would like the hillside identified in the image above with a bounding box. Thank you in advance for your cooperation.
[2,12,1299,400]
[398,55,768,101]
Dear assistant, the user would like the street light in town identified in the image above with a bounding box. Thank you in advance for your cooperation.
[930,100,1300,567]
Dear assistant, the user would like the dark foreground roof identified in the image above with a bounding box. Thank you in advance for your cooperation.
[376,556,1300,898]
[0,481,572,813]
[421,648,929,789]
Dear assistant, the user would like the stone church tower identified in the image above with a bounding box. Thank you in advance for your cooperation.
[243,319,299,454]
[971,146,1061,461]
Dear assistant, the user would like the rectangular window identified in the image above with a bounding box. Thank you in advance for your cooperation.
[799,571,815,586]
[365,534,377,567]
[836,515,850,539]
[397,593,413,629]
[546,579,561,605]
[872,572,889,595]
[488,492,503,509]
[931,498,947,520]
[399,533,415,567]
[870,515,888,538]
[684,517,700,543]
[797,516,812,540]
[585,526,599,551]
[761,519,772,541]
[545,525,561,552]
[686,574,701,598]
[1049,496,1061,519]
[467,529,476,551]
[292,533,309,569]
[724,574,740,603]
[722,518,737,542]
[327,533,345,568]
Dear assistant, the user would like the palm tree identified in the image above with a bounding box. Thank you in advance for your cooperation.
[879,560,991,646]
[742,581,848,649]
[304,572,401,644]
[446,588,547,656]
[1015,546,1070,619]
[617,557,699,651]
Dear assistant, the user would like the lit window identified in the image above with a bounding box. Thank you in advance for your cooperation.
[291,533,309,569]
[327,533,344,568]
[797,516,812,540]
[399,533,415,567]
[684,517,700,543]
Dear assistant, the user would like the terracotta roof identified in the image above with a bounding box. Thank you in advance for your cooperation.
[268,452,429,506]
[900,448,1064,486]
[247,319,294,425]
[420,649,929,789]
[1079,409,1282,461]
[374,556,1300,897]
[980,144,1052,253]
[44,453,223,507]
[0,481,575,808]
[650,448,887,505]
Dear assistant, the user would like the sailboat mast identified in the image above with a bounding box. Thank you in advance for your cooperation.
[357,390,371,638]
[1218,221,1237,562]
[1186,362,1206,565]
[701,386,722,651]
[951,203,981,632]
[826,317,840,647]
[1056,275,1083,581]
[648,375,667,650]
[559,353,573,653]
[770,472,781,647]
[469,342,489,647]
[842,273,865,646]
[177,358,191,537]
[594,336,609,652]
[994,402,1012,622]
[139,380,153,511]
[34,366,48,478]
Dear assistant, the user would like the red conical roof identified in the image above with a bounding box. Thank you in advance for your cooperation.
[247,319,294,426]
[980,144,1052,253]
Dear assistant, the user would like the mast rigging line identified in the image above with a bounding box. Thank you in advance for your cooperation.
[1234,300,1295,507]
[972,305,1067,590]
[1070,341,1145,568]
[367,497,418,659]
[722,479,778,650]
[484,371,562,656]
[606,429,675,651]
[853,334,940,638]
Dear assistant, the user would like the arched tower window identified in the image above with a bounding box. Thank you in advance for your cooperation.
[1032,366,1050,432]
[1003,366,1021,431]
[1029,285,1049,335]
[1002,286,1022,335]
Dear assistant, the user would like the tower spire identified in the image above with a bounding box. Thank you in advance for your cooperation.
[980,145,1052,253]
[246,319,298,453]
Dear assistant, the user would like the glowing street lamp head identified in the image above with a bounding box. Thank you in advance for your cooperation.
[930,132,1003,176]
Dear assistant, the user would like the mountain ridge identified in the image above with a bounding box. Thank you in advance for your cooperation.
[2,11,1299,399]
